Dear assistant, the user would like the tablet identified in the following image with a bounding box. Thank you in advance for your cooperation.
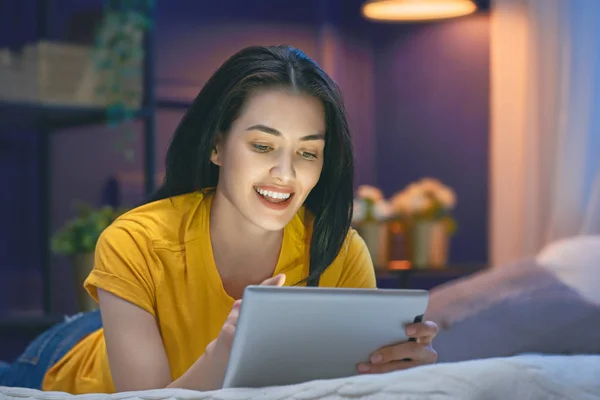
[222,285,429,388]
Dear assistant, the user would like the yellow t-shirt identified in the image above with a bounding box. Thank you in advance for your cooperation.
[42,190,376,394]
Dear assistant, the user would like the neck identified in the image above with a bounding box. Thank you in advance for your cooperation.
[209,188,283,277]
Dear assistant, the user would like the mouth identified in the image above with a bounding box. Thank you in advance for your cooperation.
[254,186,295,207]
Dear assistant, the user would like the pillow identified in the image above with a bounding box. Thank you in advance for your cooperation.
[536,235,600,306]
[424,259,600,363]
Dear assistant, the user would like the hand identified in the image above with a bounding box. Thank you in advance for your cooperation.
[202,274,286,388]
[357,320,439,374]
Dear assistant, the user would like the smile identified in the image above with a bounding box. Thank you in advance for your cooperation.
[254,187,293,203]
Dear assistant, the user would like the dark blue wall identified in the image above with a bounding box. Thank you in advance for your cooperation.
[370,15,490,264]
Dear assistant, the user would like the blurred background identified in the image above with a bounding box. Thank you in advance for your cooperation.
[0,0,598,364]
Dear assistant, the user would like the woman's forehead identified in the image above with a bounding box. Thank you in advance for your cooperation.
[235,89,326,138]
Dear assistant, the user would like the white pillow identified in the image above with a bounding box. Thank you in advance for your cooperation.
[536,235,600,306]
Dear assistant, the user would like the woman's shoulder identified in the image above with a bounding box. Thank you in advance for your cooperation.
[290,205,365,256]
[338,226,368,259]
[103,191,208,247]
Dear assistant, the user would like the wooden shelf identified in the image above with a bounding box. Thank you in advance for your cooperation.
[157,98,193,110]
[0,100,151,131]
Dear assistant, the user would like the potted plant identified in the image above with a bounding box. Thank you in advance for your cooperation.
[51,203,127,311]
[352,185,392,270]
[390,178,457,268]
[92,0,154,162]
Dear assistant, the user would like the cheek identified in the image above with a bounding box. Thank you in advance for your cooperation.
[296,161,323,190]
[222,145,265,184]
[221,145,249,183]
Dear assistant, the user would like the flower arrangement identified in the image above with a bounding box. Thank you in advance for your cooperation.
[390,178,457,235]
[351,178,458,270]
[352,185,392,225]
[350,185,393,270]
[51,203,127,256]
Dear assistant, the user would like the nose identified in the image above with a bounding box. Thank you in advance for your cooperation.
[270,151,296,183]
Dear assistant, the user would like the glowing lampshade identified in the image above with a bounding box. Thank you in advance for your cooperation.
[361,0,477,22]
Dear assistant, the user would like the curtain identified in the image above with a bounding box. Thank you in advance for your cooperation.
[490,0,600,266]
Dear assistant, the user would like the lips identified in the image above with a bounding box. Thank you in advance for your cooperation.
[254,186,293,203]
[253,185,296,211]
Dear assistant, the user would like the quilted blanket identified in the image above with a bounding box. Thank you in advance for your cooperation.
[1,354,599,400]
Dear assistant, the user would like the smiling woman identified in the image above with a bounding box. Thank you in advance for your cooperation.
[0,45,439,395]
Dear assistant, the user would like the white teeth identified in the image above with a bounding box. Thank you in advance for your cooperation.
[255,187,291,200]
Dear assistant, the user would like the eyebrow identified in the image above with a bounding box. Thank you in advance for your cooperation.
[246,124,325,141]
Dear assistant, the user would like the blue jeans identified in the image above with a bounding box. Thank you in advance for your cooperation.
[0,310,102,389]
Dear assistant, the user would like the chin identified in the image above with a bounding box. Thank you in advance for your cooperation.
[250,217,292,232]
[244,209,299,232]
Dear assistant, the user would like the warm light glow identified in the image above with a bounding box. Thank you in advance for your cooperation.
[362,0,477,22]
[388,260,412,270]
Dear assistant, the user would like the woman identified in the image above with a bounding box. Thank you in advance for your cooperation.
[0,45,438,394]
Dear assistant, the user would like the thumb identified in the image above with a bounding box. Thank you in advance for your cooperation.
[260,273,286,287]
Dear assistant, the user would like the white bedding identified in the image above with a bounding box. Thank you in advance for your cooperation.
[1,354,599,400]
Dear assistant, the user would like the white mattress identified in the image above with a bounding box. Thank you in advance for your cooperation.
[1,354,599,400]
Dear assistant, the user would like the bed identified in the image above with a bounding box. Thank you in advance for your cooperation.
[1,353,599,400]
[2,236,600,399]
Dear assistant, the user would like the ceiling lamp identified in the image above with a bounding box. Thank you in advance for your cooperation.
[361,0,478,22]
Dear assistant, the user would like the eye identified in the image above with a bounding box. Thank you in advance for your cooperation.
[300,151,318,160]
[252,143,271,152]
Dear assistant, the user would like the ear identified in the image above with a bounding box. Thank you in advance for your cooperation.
[210,137,223,166]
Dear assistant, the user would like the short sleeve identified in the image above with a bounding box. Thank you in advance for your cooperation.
[336,229,377,288]
[84,219,160,316]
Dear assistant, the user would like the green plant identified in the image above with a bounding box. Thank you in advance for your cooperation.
[93,0,155,162]
[51,203,128,255]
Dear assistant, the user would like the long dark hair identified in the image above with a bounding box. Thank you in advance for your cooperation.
[151,45,355,286]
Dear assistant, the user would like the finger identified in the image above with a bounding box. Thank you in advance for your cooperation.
[370,341,433,364]
[219,304,241,347]
[357,360,422,374]
[260,273,286,286]
[221,320,236,339]
[224,311,239,331]
[223,301,241,331]
[405,321,439,344]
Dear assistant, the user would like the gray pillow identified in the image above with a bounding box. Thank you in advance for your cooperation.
[424,259,600,363]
